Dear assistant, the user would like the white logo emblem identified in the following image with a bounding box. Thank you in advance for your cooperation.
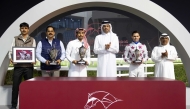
[84,91,122,109]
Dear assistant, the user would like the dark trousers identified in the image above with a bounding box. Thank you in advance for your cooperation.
[11,67,33,107]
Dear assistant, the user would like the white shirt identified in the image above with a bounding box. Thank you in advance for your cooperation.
[124,42,148,64]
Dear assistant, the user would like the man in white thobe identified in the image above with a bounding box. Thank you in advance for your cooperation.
[66,28,90,77]
[151,33,178,79]
[124,31,148,77]
[94,21,119,77]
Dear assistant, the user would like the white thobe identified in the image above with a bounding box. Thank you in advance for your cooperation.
[94,33,119,77]
[124,42,148,77]
[66,39,90,77]
[151,45,178,79]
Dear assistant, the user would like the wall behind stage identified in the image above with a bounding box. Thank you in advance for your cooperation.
[28,10,160,58]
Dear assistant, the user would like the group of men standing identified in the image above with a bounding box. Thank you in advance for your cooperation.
[8,21,178,109]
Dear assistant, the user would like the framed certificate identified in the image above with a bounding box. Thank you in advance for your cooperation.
[12,47,36,63]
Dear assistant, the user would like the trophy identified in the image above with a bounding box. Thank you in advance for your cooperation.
[47,43,60,65]
[134,47,142,63]
[77,42,87,65]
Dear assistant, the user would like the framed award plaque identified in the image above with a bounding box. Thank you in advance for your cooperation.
[12,47,36,63]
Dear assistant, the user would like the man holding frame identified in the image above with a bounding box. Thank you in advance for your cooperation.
[9,22,36,109]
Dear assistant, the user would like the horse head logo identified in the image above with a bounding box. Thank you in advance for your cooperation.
[84,91,122,109]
